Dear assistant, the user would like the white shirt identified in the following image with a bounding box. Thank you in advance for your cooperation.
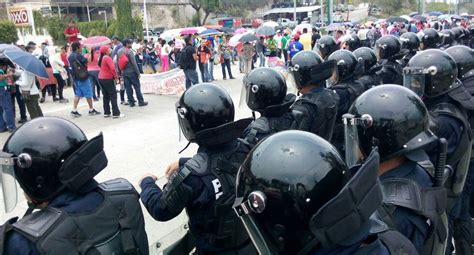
[17,70,39,95]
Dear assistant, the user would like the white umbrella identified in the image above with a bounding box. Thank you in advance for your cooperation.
[229,34,243,47]
[263,21,279,28]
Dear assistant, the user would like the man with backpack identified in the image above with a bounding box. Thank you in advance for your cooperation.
[117,39,148,107]
[68,42,100,117]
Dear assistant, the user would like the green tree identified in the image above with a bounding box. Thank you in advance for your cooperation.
[45,17,66,44]
[189,0,220,26]
[114,0,134,38]
[426,2,449,13]
[0,21,18,44]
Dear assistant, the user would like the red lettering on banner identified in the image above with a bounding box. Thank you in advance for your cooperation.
[10,9,29,27]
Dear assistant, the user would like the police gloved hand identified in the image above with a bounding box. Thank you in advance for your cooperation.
[165,160,180,177]
[21,90,30,100]
[138,173,157,187]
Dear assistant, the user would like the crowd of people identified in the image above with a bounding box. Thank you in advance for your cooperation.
[2,14,474,255]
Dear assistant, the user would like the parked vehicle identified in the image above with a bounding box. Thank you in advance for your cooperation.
[278,18,296,28]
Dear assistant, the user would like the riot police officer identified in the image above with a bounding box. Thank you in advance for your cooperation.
[404,49,473,255]
[354,47,380,90]
[327,49,365,153]
[419,28,441,50]
[399,32,421,68]
[241,67,296,148]
[344,85,447,254]
[140,83,256,255]
[340,33,361,51]
[233,130,418,254]
[439,29,455,49]
[451,27,465,46]
[313,35,338,60]
[468,25,474,48]
[0,117,149,255]
[288,50,340,141]
[444,45,474,255]
[374,35,404,85]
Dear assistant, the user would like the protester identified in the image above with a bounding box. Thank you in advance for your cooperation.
[98,45,123,119]
[10,68,27,124]
[117,39,148,107]
[16,63,43,119]
[287,34,304,63]
[86,48,101,101]
[160,39,171,72]
[197,39,210,82]
[0,63,15,132]
[311,27,321,49]
[207,37,216,81]
[179,36,199,89]
[64,21,81,44]
[256,37,266,67]
[68,42,101,117]
[300,28,312,50]
[241,42,254,74]
[219,36,235,80]
[281,31,290,65]
[49,47,69,103]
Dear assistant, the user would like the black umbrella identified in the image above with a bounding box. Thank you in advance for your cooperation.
[387,16,408,24]
[412,15,427,22]
[216,27,235,34]
[256,26,276,36]
[239,33,258,43]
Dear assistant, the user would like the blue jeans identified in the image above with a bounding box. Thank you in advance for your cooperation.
[221,59,233,79]
[183,69,199,89]
[11,85,27,120]
[0,87,15,130]
[258,52,265,67]
[208,60,214,80]
[123,73,145,105]
[88,70,101,99]
[199,62,209,82]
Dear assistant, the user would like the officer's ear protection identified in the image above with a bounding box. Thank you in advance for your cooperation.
[58,133,108,191]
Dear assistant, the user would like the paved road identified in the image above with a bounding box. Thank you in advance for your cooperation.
[0,64,251,253]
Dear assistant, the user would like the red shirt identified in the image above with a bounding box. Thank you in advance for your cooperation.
[60,52,69,67]
[65,27,80,43]
[98,55,117,80]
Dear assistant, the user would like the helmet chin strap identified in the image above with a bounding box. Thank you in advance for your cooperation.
[178,141,191,154]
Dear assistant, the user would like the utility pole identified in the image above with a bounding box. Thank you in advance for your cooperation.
[293,0,297,23]
[143,0,149,40]
[320,0,324,25]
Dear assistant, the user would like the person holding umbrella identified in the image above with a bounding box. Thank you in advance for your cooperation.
[241,42,255,74]
[0,63,16,132]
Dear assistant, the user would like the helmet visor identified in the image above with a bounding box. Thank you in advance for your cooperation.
[403,67,426,97]
[290,60,336,89]
[0,152,18,213]
[176,101,190,143]
[343,114,367,168]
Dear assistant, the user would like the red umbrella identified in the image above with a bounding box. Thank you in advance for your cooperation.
[180,28,198,35]
[81,36,111,48]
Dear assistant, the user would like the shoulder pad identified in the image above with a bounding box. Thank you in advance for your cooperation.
[12,207,63,240]
[99,178,134,192]
[380,178,423,212]
[184,152,209,175]
[248,117,270,133]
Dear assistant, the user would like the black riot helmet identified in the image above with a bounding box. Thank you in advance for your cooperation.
[289,50,336,89]
[400,32,420,51]
[353,47,377,74]
[404,49,460,98]
[2,117,107,204]
[176,83,235,143]
[244,67,287,112]
[314,35,337,60]
[344,85,437,165]
[445,45,474,79]
[340,33,361,51]
[374,35,401,61]
[451,27,465,44]
[328,49,359,82]
[234,130,383,254]
[439,29,455,48]
[418,28,440,50]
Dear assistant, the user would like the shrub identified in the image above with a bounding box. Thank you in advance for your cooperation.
[0,21,18,44]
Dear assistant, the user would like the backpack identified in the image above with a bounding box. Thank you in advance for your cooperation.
[118,49,130,71]
[72,57,89,81]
